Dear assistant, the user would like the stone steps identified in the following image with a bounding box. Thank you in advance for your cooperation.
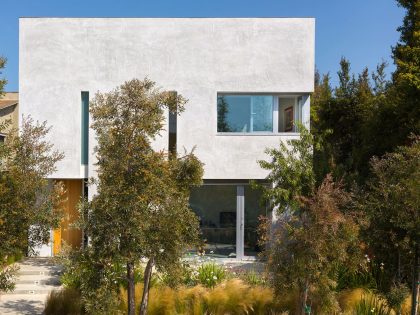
[0,258,62,314]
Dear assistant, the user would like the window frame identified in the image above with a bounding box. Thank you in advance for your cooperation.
[216,93,303,136]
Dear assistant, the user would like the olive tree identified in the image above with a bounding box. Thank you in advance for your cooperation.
[84,78,203,315]
[0,117,65,292]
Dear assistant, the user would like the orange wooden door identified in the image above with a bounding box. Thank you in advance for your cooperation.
[53,179,83,255]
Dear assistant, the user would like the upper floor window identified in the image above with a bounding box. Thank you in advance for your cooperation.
[278,97,302,133]
[217,95,273,133]
[217,94,304,133]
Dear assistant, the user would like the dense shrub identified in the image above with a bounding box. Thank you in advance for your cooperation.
[236,268,267,286]
[0,251,22,292]
[0,264,18,293]
[336,261,381,291]
[385,284,410,314]
[5,251,23,265]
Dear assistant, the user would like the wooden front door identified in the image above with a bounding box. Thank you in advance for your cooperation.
[53,179,83,255]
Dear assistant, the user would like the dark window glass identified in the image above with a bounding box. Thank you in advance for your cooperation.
[217,95,273,133]
[81,91,89,165]
[244,186,266,256]
[189,185,237,258]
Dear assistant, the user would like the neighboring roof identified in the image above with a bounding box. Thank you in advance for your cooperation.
[0,92,19,110]
[0,100,18,110]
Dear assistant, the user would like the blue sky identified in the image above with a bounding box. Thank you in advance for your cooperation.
[0,0,404,91]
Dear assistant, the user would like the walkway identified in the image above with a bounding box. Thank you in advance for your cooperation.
[0,258,61,315]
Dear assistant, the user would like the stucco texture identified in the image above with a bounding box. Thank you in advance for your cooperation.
[19,18,314,180]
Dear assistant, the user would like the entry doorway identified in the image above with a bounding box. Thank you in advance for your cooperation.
[53,179,83,255]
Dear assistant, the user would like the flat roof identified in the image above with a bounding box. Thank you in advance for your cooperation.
[19,16,315,19]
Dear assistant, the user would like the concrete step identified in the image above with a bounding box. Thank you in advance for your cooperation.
[4,288,56,295]
[0,294,47,314]
[0,257,62,313]
[16,277,60,286]
[5,285,61,295]
[18,269,61,276]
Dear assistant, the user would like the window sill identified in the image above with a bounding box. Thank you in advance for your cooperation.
[216,132,300,136]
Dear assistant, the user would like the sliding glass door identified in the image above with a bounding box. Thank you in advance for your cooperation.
[189,184,267,259]
[190,185,237,258]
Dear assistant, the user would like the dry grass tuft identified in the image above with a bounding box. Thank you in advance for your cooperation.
[44,287,82,315]
[338,288,368,313]
[119,279,278,314]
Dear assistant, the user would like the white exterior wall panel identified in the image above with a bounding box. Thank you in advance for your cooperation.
[19,18,314,180]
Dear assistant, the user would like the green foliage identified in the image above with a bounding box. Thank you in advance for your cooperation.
[384,0,420,151]
[238,269,267,286]
[311,2,419,303]
[4,251,23,265]
[55,246,122,314]
[73,78,204,313]
[257,125,316,214]
[44,288,83,315]
[385,283,410,313]
[258,128,361,313]
[0,251,23,293]
[311,2,419,184]
[312,59,390,184]
[353,293,392,315]
[196,262,226,288]
[336,260,385,291]
[361,137,419,292]
[0,264,18,293]
[159,261,197,288]
[0,117,64,292]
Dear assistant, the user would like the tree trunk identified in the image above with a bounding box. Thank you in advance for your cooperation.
[300,280,309,315]
[139,257,154,315]
[398,250,402,315]
[398,249,401,284]
[127,261,136,315]
[411,244,419,315]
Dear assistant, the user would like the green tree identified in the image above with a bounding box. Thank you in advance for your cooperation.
[82,78,203,315]
[258,128,361,314]
[386,0,420,149]
[0,56,6,96]
[0,117,65,291]
[312,0,419,186]
[362,137,420,315]
[311,70,334,184]
[312,59,389,184]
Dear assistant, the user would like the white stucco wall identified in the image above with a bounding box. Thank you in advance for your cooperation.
[19,18,315,180]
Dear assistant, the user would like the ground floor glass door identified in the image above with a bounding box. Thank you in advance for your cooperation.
[189,184,266,259]
[190,185,237,258]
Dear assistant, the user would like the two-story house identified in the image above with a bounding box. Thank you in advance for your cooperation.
[19,18,315,259]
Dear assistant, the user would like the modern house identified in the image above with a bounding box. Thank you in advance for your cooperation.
[0,92,19,141]
[19,18,315,259]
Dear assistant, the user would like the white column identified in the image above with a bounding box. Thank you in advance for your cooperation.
[236,185,244,260]
[301,94,311,130]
